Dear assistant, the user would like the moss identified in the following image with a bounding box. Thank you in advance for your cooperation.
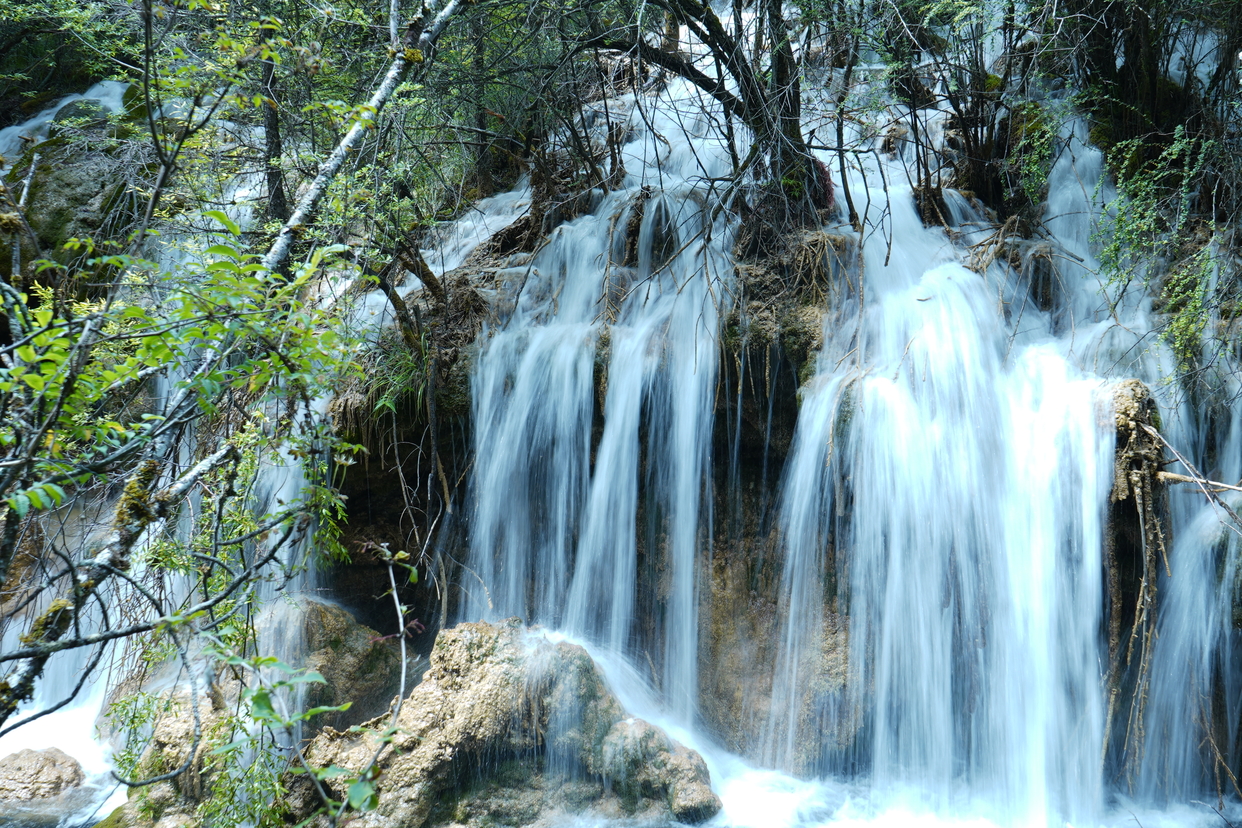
[92,804,133,828]
[20,597,73,646]
[719,308,743,353]
[1088,121,1114,154]
[117,460,161,541]
[360,641,396,674]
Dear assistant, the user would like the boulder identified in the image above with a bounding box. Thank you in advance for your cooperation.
[299,619,721,828]
[299,600,404,730]
[0,136,129,279]
[0,748,83,800]
[51,100,108,128]
[600,718,719,823]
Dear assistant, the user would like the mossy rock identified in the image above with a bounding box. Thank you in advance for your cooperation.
[0,131,133,279]
[52,100,108,127]
[300,599,403,731]
[121,84,149,122]
[93,804,134,828]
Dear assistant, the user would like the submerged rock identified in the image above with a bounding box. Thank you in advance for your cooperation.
[298,619,722,828]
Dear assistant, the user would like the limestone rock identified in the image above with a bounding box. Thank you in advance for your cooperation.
[600,717,719,823]
[98,687,225,828]
[300,619,721,828]
[0,748,83,801]
[300,599,403,730]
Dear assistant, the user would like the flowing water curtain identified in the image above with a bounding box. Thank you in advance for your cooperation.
[755,101,1128,822]
[465,73,736,722]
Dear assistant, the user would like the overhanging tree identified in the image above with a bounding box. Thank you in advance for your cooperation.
[0,0,467,752]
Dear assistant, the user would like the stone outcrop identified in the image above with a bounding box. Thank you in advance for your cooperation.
[0,747,83,801]
[296,619,721,828]
[97,601,403,828]
[299,599,404,730]
[1,133,132,279]
[599,718,719,823]
[0,747,103,828]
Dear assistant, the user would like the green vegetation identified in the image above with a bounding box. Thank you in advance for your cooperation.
[0,0,1240,822]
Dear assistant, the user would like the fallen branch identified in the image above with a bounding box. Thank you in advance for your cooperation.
[1157,471,1242,495]
[1142,423,1242,538]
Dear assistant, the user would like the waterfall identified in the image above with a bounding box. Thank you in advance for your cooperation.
[0,91,344,822]
[7,18,1242,828]
[0,80,128,167]
[453,41,1242,828]
[465,79,733,722]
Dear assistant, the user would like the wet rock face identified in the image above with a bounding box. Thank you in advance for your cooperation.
[299,619,722,828]
[600,718,719,823]
[0,747,83,801]
[1,135,129,280]
[300,599,404,730]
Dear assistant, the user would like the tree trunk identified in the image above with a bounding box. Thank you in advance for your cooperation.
[262,59,290,222]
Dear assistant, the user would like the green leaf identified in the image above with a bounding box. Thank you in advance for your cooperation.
[42,484,66,507]
[203,210,241,236]
[286,671,327,684]
[347,778,378,812]
[302,703,352,717]
[250,688,276,721]
[210,738,253,755]
[7,494,30,518]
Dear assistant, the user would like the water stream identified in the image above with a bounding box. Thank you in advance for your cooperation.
[5,21,1242,828]
[456,32,1242,828]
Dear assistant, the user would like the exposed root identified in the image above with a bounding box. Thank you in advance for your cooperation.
[1104,379,1171,789]
[734,227,854,309]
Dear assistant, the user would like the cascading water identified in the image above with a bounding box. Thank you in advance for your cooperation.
[6,17,1241,828]
[0,89,338,822]
[766,129,1114,824]
[451,26,1242,828]
[465,78,733,722]
[0,81,128,168]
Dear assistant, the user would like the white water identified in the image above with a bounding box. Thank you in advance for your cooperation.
[464,77,733,723]
[0,95,329,823]
[0,81,128,167]
[5,24,1241,828]
[452,24,1242,828]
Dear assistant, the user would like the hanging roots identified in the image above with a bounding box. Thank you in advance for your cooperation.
[1103,379,1171,788]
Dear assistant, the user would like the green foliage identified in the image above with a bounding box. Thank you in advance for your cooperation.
[1160,245,1215,369]
[1097,125,1221,370]
[1098,126,1211,287]
[0,227,360,523]
[1005,102,1058,206]
[108,691,168,781]
[0,0,137,103]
